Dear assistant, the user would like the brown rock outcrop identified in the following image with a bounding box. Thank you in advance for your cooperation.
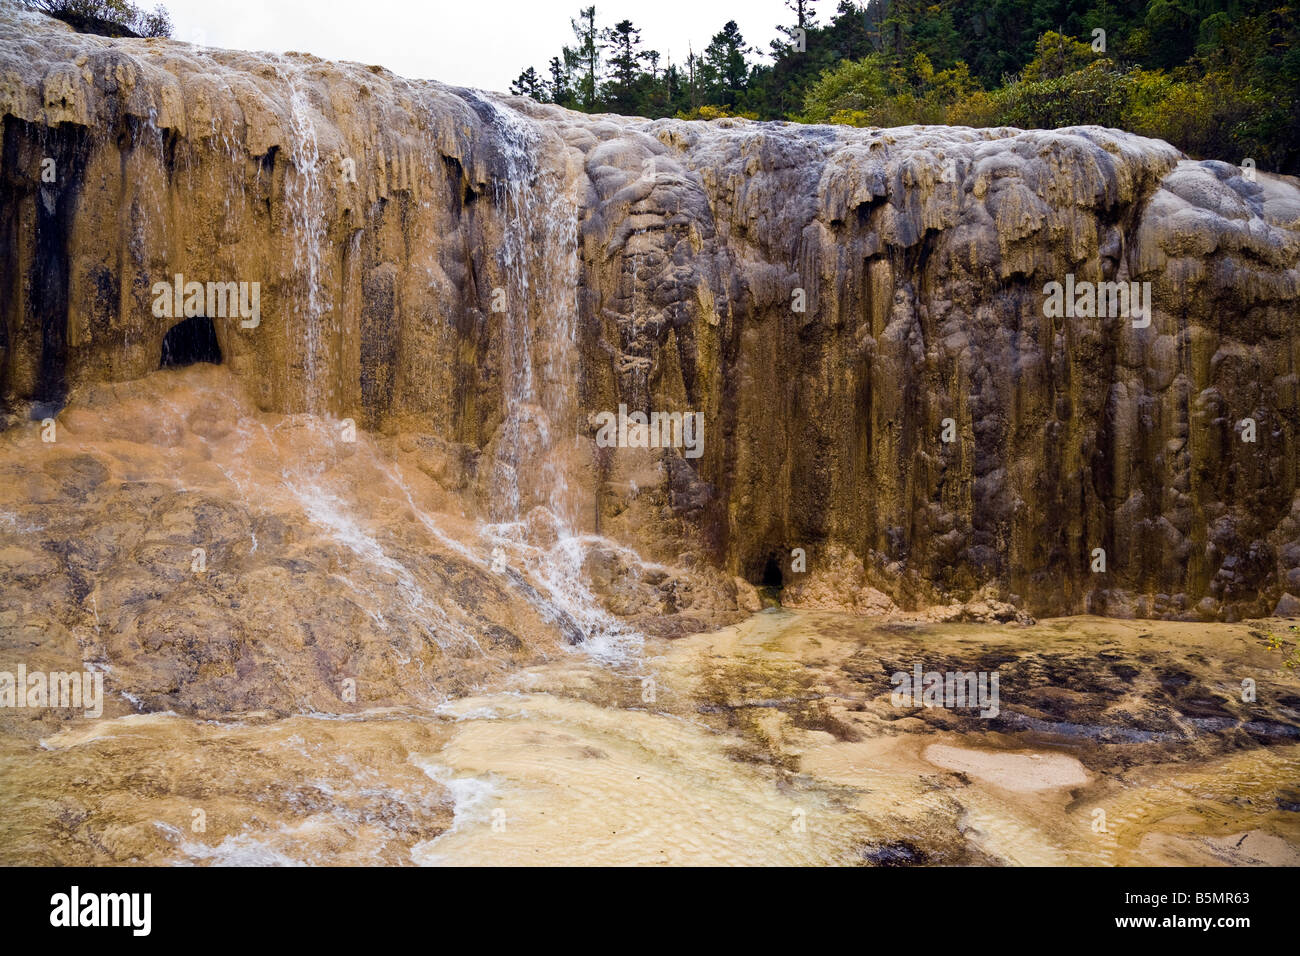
[2,4,1298,629]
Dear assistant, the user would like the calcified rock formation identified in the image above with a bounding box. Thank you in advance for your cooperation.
[2,4,1299,634]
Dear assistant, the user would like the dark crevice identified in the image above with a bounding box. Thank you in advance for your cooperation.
[29,122,91,406]
[761,552,785,589]
[160,316,222,367]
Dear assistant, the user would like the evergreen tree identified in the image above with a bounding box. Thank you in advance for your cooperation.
[547,56,573,107]
[774,0,820,51]
[504,0,1299,168]
[564,6,602,111]
[509,66,547,101]
[664,60,687,114]
[602,19,647,114]
[702,20,752,107]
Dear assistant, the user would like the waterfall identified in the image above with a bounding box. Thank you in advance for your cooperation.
[482,96,541,522]
[472,94,639,659]
[280,62,331,414]
[476,95,579,528]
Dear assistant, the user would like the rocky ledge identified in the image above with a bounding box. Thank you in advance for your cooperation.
[2,4,1299,623]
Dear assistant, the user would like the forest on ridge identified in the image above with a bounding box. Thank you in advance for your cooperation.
[509,0,1300,171]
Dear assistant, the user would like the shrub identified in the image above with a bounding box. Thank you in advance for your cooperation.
[675,104,760,121]
[800,54,981,128]
[945,89,1000,128]
[799,55,892,124]
[1125,69,1256,161]
[27,0,172,39]
[1020,31,1102,81]
[989,61,1133,130]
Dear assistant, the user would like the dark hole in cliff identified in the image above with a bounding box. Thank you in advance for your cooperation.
[160,317,222,368]
[259,146,278,176]
[761,552,784,589]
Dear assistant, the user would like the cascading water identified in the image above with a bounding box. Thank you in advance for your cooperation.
[280,62,331,415]
[265,68,502,682]
[5,7,1300,869]
[471,94,640,660]
[264,86,641,666]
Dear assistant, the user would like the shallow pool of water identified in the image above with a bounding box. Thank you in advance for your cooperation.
[3,609,1298,865]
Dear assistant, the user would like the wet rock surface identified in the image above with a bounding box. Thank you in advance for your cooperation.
[0,6,1299,868]
[0,366,756,725]
[657,610,1300,865]
[5,608,1296,865]
[1,7,1296,618]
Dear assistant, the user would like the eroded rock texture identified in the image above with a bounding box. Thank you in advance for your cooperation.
[2,6,1299,623]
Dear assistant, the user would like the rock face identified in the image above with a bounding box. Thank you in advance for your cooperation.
[0,364,762,720]
[2,5,1299,624]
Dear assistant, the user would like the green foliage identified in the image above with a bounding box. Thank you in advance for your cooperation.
[1266,625,1300,670]
[1020,31,1103,81]
[702,21,752,108]
[800,52,978,127]
[989,61,1133,129]
[28,0,172,38]
[509,67,546,101]
[509,2,1299,172]
[602,19,651,114]
[1124,69,1261,163]
[675,104,761,121]
[566,6,601,111]
[799,55,892,123]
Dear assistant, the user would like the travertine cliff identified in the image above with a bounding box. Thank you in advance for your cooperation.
[3,4,1299,630]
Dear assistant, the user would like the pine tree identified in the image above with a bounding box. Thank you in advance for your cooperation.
[564,6,602,111]
[547,56,573,107]
[509,66,547,101]
[773,0,821,54]
[703,21,752,108]
[602,19,646,114]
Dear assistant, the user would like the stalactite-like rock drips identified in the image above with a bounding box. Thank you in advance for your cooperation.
[2,5,1299,628]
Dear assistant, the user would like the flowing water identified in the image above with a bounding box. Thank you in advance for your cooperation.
[279,61,332,415]
[3,96,1299,867]
[472,95,639,659]
[4,605,1298,865]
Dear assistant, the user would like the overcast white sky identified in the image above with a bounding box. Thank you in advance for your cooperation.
[158,0,799,93]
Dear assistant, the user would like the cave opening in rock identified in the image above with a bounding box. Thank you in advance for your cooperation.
[761,552,784,589]
[159,316,222,368]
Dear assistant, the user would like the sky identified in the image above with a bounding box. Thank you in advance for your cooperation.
[157,0,800,93]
